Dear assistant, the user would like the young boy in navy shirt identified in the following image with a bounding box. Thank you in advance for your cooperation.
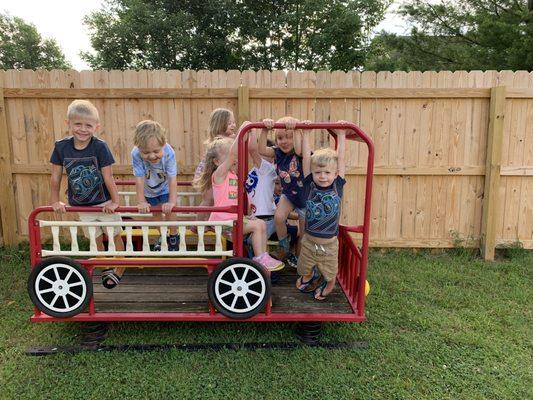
[50,100,125,289]
[296,126,346,300]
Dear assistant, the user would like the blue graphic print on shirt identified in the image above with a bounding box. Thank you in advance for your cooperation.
[50,136,115,206]
[302,174,346,238]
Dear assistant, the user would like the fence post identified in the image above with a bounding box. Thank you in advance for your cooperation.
[480,86,506,261]
[238,85,250,125]
[0,88,18,246]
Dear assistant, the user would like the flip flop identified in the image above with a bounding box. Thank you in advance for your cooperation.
[296,267,321,293]
[314,280,331,301]
[101,269,121,289]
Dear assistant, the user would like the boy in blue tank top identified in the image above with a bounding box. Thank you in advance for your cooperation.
[296,126,347,300]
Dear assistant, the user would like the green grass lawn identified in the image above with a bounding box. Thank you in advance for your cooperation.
[0,245,531,400]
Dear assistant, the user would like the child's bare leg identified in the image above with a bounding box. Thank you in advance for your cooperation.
[96,232,125,281]
[113,233,125,277]
[243,219,267,255]
[165,211,178,236]
[274,196,294,239]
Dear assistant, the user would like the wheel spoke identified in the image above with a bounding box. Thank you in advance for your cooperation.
[231,294,239,309]
[243,294,251,309]
[40,276,55,285]
[50,293,60,307]
[219,290,233,299]
[248,289,262,297]
[68,281,84,288]
[230,268,238,281]
[219,279,233,286]
[64,269,74,283]
[62,294,70,308]
[241,267,249,281]
[53,266,60,280]
[247,278,262,286]
[67,291,82,300]
[38,288,55,295]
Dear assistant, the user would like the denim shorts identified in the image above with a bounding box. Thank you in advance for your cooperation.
[146,193,170,206]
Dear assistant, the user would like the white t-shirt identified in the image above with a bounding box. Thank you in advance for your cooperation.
[245,159,276,217]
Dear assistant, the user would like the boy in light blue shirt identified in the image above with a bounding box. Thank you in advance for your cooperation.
[132,120,179,250]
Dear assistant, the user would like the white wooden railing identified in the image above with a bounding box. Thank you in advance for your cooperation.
[40,220,233,257]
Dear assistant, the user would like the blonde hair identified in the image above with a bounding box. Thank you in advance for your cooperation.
[67,100,99,121]
[311,148,338,169]
[193,137,233,193]
[274,116,298,144]
[134,120,166,148]
[208,108,233,140]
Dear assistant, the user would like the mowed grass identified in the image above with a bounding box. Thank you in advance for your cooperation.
[0,244,531,400]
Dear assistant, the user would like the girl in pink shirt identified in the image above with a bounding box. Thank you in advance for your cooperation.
[193,136,284,272]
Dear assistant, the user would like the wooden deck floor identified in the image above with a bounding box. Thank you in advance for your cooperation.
[93,267,353,314]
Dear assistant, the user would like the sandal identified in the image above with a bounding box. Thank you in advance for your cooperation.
[101,269,121,289]
[296,267,321,293]
[314,280,332,301]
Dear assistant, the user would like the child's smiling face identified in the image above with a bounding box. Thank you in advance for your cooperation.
[275,129,294,153]
[225,113,236,138]
[68,116,99,148]
[139,137,165,164]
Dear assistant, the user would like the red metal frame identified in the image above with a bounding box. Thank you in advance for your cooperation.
[28,122,374,323]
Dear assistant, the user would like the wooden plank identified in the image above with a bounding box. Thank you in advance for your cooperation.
[0,88,18,245]
[237,85,250,125]
[3,88,238,98]
[3,87,494,99]
[480,86,506,260]
[249,88,491,99]
[506,88,533,98]
[501,72,529,243]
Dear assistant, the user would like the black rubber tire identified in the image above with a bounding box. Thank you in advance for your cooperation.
[28,256,92,318]
[208,257,271,319]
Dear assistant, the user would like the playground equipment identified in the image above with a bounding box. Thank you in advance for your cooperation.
[27,122,374,339]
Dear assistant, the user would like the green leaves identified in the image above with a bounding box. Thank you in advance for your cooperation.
[0,14,71,70]
[366,0,533,71]
[82,0,388,71]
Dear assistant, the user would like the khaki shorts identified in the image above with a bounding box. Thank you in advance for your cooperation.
[297,234,339,282]
[77,201,123,238]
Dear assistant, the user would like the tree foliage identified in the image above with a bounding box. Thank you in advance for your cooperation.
[82,0,388,71]
[366,0,533,71]
[0,13,71,70]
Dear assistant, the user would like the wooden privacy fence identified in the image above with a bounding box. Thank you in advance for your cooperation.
[0,69,532,260]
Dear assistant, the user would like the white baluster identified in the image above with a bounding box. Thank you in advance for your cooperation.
[125,226,133,252]
[141,226,150,253]
[179,226,187,252]
[160,226,168,252]
[106,226,116,253]
[124,194,131,206]
[197,226,205,253]
[88,226,97,252]
[214,225,222,252]
[51,226,60,252]
[69,226,79,252]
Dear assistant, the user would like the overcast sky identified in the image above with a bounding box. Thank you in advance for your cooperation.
[2,0,407,70]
